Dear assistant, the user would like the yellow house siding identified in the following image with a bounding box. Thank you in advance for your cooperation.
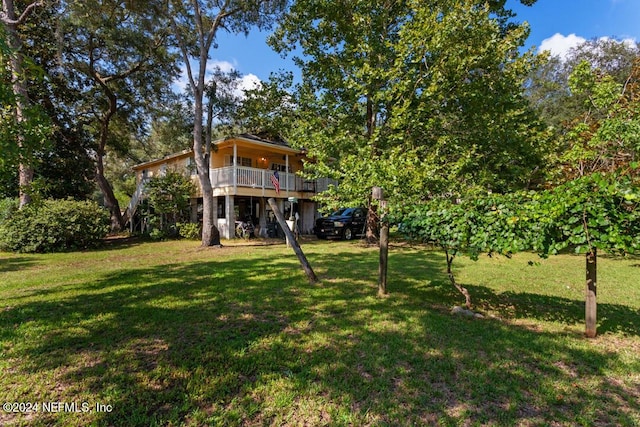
[132,135,310,199]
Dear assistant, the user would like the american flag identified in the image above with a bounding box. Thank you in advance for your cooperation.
[270,170,280,194]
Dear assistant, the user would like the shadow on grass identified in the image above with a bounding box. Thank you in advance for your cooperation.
[0,243,638,426]
[467,284,640,336]
[0,256,39,273]
[99,236,145,251]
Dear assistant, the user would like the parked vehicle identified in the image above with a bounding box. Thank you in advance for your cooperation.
[315,207,367,240]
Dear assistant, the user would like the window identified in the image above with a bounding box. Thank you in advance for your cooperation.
[217,196,225,218]
[270,163,291,173]
[224,155,252,167]
[186,157,197,175]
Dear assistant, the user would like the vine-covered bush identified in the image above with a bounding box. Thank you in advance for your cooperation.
[396,172,640,307]
[0,199,110,253]
[398,173,640,258]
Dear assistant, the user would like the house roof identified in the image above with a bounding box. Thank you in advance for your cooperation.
[132,134,301,170]
[236,132,290,147]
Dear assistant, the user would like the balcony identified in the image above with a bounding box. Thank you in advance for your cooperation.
[209,166,336,195]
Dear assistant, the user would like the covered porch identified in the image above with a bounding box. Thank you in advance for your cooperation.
[192,194,319,240]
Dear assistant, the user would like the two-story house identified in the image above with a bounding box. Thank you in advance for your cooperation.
[125,134,333,239]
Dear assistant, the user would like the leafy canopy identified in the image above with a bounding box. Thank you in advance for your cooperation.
[270,0,545,210]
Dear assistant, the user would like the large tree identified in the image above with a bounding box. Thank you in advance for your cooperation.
[16,3,95,200]
[526,37,639,131]
[169,0,286,247]
[382,0,546,197]
[525,38,639,183]
[58,0,179,230]
[558,58,640,180]
[270,0,545,229]
[270,0,411,241]
[1,0,46,207]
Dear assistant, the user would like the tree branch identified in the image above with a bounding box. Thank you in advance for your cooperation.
[0,0,42,25]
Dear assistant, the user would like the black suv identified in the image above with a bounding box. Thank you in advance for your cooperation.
[315,207,367,240]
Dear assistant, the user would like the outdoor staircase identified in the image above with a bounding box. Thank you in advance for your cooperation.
[122,179,147,232]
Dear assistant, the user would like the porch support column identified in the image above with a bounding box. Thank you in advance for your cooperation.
[233,143,238,194]
[285,154,289,196]
[259,198,268,237]
[212,195,218,226]
[225,194,235,239]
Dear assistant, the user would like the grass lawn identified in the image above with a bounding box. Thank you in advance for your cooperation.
[0,238,639,426]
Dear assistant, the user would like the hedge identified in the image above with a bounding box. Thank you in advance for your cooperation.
[0,199,110,253]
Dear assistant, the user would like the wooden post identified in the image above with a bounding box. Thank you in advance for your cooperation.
[373,187,388,296]
[267,198,318,284]
[585,248,597,338]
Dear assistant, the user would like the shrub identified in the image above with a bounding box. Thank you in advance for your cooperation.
[177,222,201,240]
[148,228,167,241]
[0,198,18,225]
[0,199,110,253]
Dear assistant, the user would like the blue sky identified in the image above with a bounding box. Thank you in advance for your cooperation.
[507,0,640,57]
[184,0,640,91]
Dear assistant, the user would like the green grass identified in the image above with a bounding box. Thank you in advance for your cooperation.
[0,238,639,426]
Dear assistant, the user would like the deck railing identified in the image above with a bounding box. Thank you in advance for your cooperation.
[209,166,336,193]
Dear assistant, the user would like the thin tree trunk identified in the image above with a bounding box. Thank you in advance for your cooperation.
[445,249,472,308]
[378,208,389,296]
[18,160,33,207]
[268,197,317,284]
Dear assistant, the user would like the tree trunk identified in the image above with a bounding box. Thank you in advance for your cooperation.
[95,152,123,231]
[445,249,472,308]
[268,198,317,284]
[364,94,379,245]
[193,76,220,247]
[18,162,33,207]
[3,0,38,207]
[200,173,220,246]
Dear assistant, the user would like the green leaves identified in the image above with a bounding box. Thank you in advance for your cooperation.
[398,173,640,260]
[557,57,640,181]
[0,199,110,253]
[145,170,195,217]
[271,0,546,208]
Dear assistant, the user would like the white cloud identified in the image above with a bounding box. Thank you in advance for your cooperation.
[235,73,262,98]
[538,33,586,59]
[172,59,262,99]
[538,33,638,60]
[173,60,238,93]
[208,59,236,74]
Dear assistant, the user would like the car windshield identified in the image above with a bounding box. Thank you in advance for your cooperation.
[330,208,354,217]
